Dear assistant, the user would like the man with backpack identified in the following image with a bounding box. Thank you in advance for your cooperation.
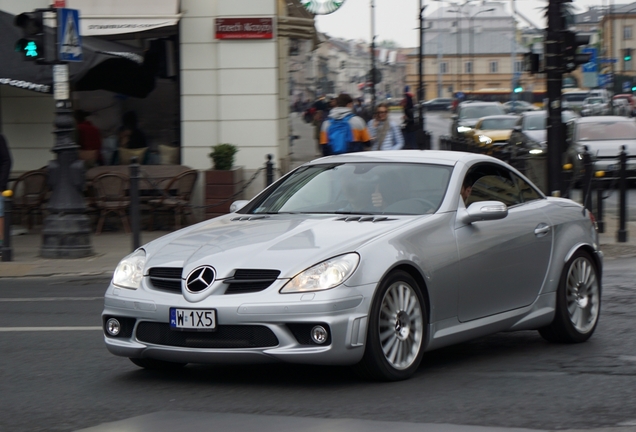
[319,93,370,156]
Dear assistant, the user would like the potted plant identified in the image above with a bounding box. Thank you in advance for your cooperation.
[205,144,243,217]
[209,143,238,170]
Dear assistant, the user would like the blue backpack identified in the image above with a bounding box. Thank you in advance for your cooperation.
[327,114,353,154]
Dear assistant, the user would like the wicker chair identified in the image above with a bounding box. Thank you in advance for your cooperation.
[12,170,48,229]
[148,170,198,230]
[92,173,131,235]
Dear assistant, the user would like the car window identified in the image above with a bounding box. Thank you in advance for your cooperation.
[480,118,518,130]
[577,121,636,141]
[249,163,453,216]
[464,164,521,207]
[563,93,588,103]
[459,105,504,119]
[523,115,546,130]
[512,173,542,202]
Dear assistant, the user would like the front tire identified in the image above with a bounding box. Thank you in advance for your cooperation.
[539,250,601,343]
[355,270,427,381]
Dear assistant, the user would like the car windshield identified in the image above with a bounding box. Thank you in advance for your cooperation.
[577,121,636,141]
[563,93,588,103]
[249,163,453,216]
[523,115,546,130]
[480,118,518,130]
[459,105,504,119]
[586,98,603,104]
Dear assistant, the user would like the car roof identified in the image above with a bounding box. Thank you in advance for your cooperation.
[305,150,501,167]
[477,115,519,121]
[520,110,546,117]
[460,101,502,107]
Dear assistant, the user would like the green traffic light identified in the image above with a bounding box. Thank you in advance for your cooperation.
[625,56,632,61]
[514,87,523,93]
[24,41,39,57]
[15,38,40,58]
[632,86,636,92]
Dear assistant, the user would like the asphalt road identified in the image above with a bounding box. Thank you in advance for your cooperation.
[1,258,636,432]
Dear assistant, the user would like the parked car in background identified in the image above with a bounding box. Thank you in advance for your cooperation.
[421,98,452,111]
[451,101,506,137]
[561,90,589,113]
[612,94,635,116]
[581,97,611,117]
[570,116,636,175]
[465,115,519,157]
[611,98,631,117]
[503,100,537,114]
[102,151,603,382]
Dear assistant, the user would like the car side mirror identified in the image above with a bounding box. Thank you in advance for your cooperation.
[451,114,458,120]
[459,201,508,224]
[230,200,250,212]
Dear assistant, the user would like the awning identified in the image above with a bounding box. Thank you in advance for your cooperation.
[67,0,180,36]
[0,10,157,98]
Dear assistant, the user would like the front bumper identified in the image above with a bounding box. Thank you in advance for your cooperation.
[102,280,376,366]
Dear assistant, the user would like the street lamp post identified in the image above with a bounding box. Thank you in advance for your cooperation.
[469,8,495,91]
[418,2,429,131]
[370,0,377,110]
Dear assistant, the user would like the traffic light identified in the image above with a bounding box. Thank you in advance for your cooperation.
[561,30,591,73]
[624,48,632,62]
[14,11,45,61]
[523,52,540,74]
[514,84,523,93]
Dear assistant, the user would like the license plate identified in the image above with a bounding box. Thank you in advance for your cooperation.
[170,308,216,331]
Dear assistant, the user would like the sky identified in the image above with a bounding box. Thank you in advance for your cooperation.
[314,0,614,47]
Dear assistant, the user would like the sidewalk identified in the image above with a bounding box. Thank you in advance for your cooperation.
[1,213,634,279]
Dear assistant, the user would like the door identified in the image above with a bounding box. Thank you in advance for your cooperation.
[456,164,553,322]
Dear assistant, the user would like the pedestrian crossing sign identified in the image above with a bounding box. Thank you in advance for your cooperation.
[57,8,82,62]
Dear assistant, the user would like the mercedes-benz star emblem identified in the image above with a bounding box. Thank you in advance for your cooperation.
[185,266,216,293]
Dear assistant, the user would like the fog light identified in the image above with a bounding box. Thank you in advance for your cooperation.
[311,325,327,344]
[106,318,121,336]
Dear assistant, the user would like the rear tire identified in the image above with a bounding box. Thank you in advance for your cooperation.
[354,270,427,381]
[539,250,601,343]
[129,358,187,370]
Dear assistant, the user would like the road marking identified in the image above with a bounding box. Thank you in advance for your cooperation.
[0,297,102,302]
[0,326,102,332]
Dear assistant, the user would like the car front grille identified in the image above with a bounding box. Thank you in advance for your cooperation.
[147,267,281,295]
[136,322,279,348]
[148,267,182,293]
[223,269,281,294]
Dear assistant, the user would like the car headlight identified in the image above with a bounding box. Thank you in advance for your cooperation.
[457,126,472,133]
[529,149,544,155]
[478,135,492,145]
[280,253,360,294]
[112,249,146,289]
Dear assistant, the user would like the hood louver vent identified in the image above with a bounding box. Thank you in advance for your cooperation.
[335,216,396,223]
[231,216,270,221]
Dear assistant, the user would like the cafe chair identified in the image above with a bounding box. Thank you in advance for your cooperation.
[12,169,48,230]
[148,170,198,230]
[92,172,131,235]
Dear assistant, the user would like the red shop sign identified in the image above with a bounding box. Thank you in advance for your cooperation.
[215,18,274,40]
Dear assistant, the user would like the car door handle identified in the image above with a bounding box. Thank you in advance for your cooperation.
[534,224,551,237]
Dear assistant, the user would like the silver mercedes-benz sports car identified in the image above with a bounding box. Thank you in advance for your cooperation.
[102,151,602,381]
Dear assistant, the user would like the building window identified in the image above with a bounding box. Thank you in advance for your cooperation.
[440,62,448,74]
[489,61,498,73]
[514,61,523,73]
[625,25,633,40]
[452,21,457,27]
[465,61,473,73]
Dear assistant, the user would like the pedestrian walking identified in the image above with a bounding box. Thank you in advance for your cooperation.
[368,103,404,151]
[402,86,417,149]
[0,133,12,252]
[319,93,371,155]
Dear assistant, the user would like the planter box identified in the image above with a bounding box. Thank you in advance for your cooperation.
[205,166,243,218]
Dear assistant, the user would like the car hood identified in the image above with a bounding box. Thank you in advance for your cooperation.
[474,129,512,141]
[458,119,479,127]
[580,139,636,157]
[142,214,418,280]
[522,130,546,143]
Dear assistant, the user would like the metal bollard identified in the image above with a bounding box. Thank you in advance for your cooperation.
[596,184,605,233]
[2,190,13,262]
[617,145,628,243]
[129,157,141,251]
[581,146,594,214]
[266,154,274,186]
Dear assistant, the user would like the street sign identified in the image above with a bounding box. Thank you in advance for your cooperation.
[582,62,596,73]
[598,73,613,87]
[582,47,597,64]
[599,58,618,64]
[583,72,598,88]
[57,8,82,62]
[623,81,632,92]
